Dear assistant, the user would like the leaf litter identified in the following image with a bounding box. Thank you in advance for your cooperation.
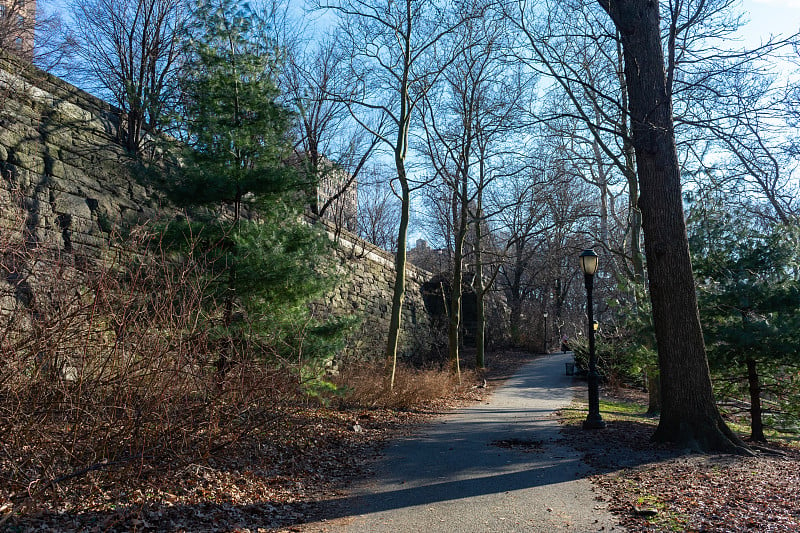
[5,352,796,533]
[561,388,800,532]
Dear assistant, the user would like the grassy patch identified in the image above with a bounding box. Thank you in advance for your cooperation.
[632,493,690,532]
[722,417,800,449]
[561,394,655,426]
[599,398,651,417]
[570,392,800,449]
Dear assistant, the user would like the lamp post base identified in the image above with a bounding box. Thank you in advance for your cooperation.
[582,417,606,429]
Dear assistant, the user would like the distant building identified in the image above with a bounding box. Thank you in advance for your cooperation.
[0,0,36,60]
[290,151,358,232]
[315,160,358,232]
[407,239,450,274]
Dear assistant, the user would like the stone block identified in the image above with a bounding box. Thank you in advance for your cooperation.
[51,191,93,221]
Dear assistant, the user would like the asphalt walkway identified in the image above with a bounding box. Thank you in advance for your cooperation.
[305,352,623,532]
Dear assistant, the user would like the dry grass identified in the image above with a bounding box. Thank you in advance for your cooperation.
[333,362,477,410]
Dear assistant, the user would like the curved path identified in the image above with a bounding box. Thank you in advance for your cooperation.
[304,352,622,532]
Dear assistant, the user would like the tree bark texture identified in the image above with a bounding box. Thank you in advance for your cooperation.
[448,209,466,379]
[646,369,661,415]
[597,0,747,453]
[447,154,470,380]
[385,177,409,390]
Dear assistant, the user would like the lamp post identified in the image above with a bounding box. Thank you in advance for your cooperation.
[580,249,605,429]
[543,312,548,353]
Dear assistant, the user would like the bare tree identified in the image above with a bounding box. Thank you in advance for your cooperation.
[786,49,800,161]
[506,0,798,284]
[357,166,400,251]
[319,0,483,388]
[493,168,549,347]
[419,12,530,369]
[684,66,799,225]
[1,0,37,61]
[68,0,186,154]
[597,0,749,453]
[505,0,645,281]
[282,33,383,232]
[491,139,596,349]
[418,56,476,379]
[507,0,797,440]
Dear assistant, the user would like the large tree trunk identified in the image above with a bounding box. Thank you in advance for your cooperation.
[598,0,748,453]
[646,369,660,415]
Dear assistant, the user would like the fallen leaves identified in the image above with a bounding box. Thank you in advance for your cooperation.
[490,438,544,452]
[1,406,396,531]
[562,389,800,532]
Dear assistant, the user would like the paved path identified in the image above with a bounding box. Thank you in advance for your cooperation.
[305,352,622,532]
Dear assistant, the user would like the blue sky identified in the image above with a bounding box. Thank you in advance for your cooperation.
[741,0,800,44]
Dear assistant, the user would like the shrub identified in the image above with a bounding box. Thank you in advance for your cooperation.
[0,213,302,505]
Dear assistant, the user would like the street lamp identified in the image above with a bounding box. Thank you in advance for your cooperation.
[543,312,548,353]
[580,249,605,429]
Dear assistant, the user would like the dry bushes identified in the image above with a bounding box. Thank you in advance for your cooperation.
[0,202,300,508]
[0,181,484,523]
[333,361,476,410]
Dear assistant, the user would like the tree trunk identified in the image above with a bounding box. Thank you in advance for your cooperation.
[474,187,486,369]
[746,358,766,442]
[475,281,486,368]
[508,261,524,346]
[598,0,748,453]
[448,214,466,380]
[646,369,660,415]
[616,36,645,282]
[385,178,409,390]
[385,32,413,390]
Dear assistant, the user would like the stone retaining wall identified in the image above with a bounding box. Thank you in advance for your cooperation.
[0,53,167,261]
[0,53,437,359]
[313,218,437,362]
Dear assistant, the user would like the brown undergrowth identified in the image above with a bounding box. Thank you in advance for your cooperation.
[1,180,538,531]
[332,362,477,410]
[0,349,533,532]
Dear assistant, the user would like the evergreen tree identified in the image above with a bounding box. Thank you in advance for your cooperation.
[167,0,347,383]
[177,0,301,219]
[689,199,800,441]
